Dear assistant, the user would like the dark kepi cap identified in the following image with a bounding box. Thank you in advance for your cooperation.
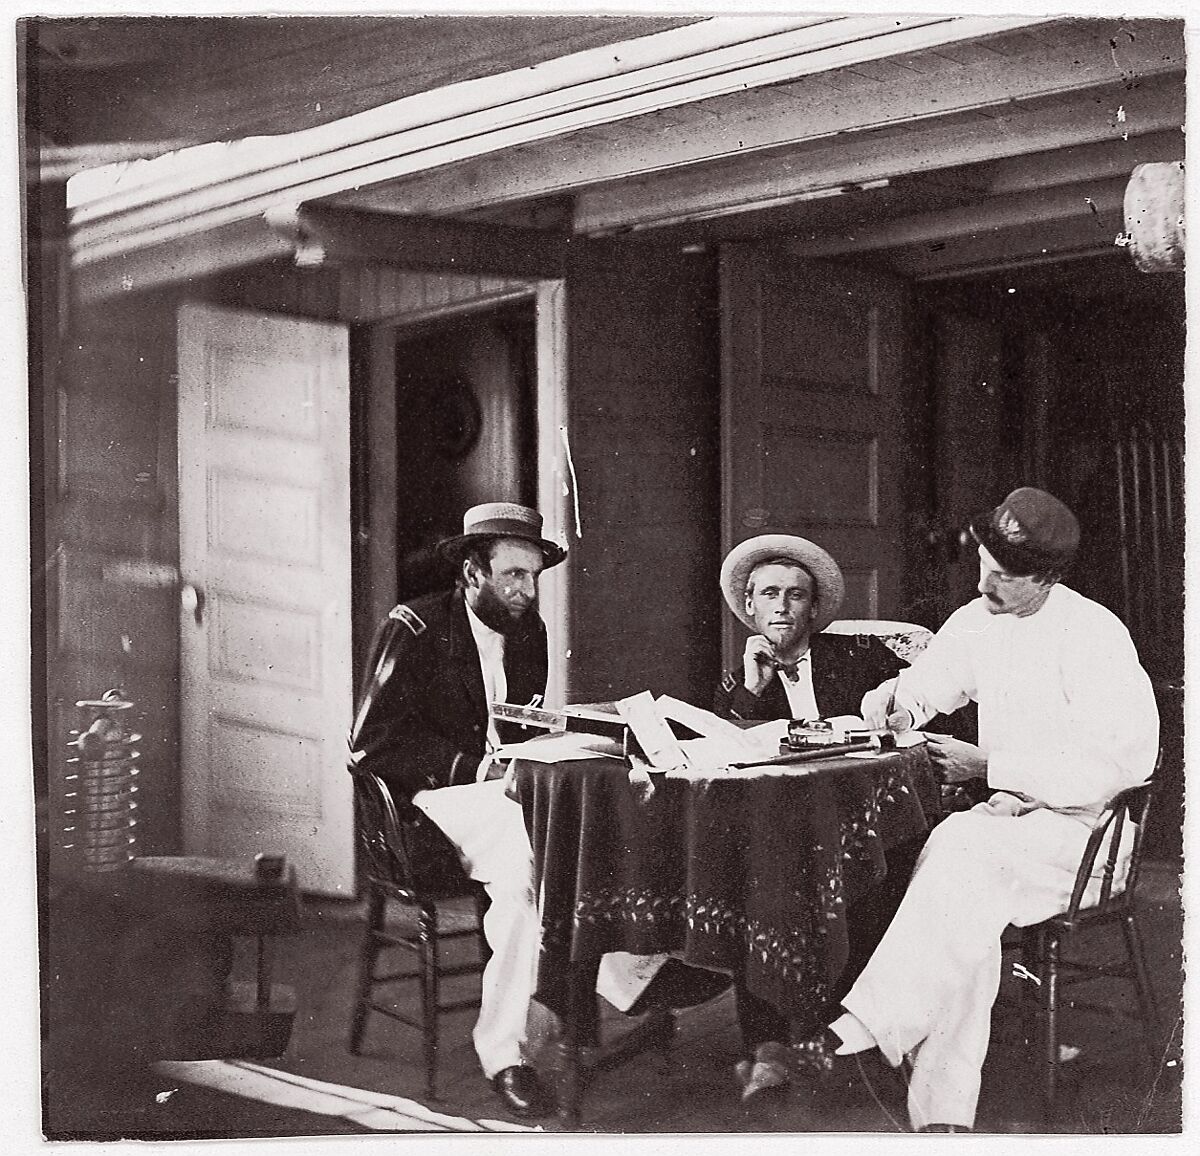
[436,502,567,569]
[970,487,1079,576]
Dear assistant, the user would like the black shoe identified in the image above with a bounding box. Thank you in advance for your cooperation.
[734,1041,791,1103]
[489,1064,554,1119]
[624,959,731,1017]
[918,1124,972,1132]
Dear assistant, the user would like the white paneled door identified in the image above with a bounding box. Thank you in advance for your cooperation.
[178,302,354,895]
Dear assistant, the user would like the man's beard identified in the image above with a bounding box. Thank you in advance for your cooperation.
[470,582,536,636]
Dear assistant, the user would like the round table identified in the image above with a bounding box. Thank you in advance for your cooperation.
[515,743,939,1030]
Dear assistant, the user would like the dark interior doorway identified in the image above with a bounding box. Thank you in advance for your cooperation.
[392,303,538,601]
[350,297,538,671]
[923,254,1184,674]
[920,254,1184,859]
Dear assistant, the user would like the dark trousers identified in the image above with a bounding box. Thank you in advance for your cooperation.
[735,834,924,1055]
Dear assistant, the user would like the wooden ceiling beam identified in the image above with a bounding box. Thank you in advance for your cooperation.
[73,217,292,302]
[572,76,1182,236]
[890,213,1128,281]
[281,203,572,279]
[779,176,1129,261]
[981,129,1183,195]
[339,19,1182,223]
[71,14,1053,271]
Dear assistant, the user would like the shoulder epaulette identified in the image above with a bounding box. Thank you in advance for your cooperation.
[389,603,427,635]
[721,671,738,693]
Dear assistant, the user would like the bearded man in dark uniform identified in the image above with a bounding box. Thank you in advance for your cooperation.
[349,502,564,1118]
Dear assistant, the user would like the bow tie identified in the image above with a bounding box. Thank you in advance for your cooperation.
[769,655,807,682]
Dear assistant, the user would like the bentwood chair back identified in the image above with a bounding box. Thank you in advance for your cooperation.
[1016,765,1163,1120]
[347,770,490,1100]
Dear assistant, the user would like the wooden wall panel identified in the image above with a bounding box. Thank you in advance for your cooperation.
[566,239,721,705]
[50,291,184,861]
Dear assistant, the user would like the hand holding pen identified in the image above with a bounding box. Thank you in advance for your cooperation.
[861,675,914,732]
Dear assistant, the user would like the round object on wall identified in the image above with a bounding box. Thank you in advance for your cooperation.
[423,376,483,460]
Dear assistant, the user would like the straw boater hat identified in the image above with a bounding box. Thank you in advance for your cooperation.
[436,502,567,569]
[970,487,1079,577]
[720,534,845,634]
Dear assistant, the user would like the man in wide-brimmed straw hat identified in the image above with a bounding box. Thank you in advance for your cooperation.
[793,488,1159,1133]
[715,533,904,724]
[349,502,565,1118]
[713,534,908,1101]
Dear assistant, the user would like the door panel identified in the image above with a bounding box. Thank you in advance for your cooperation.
[930,310,1008,620]
[178,302,354,896]
[720,247,909,668]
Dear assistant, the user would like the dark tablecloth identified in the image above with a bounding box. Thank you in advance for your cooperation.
[514,745,938,1027]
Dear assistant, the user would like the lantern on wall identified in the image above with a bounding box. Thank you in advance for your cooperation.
[63,689,140,873]
[1122,161,1185,273]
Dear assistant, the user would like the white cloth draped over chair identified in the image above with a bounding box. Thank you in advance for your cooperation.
[820,620,934,666]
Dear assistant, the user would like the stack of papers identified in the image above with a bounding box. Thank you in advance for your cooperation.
[495,694,925,773]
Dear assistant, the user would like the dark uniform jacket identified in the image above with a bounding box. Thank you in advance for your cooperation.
[348,588,548,805]
[713,630,905,722]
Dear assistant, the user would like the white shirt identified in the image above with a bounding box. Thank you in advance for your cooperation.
[779,651,820,721]
[465,599,507,773]
[893,584,1159,808]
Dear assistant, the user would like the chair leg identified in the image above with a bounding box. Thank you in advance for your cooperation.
[1020,929,1041,1048]
[1121,913,1163,1070]
[418,904,441,1100]
[349,887,386,1055]
[1037,927,1061,1124]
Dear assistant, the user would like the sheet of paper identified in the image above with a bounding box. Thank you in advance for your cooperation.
[493,732,625,763]
[654,695,751,742]
[616,691,691,770]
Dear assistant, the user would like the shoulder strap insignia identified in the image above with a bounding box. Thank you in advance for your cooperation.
[721,671,738,693]
[389,603,427,635]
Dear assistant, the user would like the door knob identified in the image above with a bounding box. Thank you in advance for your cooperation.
[181,582,206,625]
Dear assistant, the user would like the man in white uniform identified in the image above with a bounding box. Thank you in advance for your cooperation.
[794,487,1159,1132]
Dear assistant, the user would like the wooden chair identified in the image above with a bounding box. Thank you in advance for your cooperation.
[348,771,490,1099]
[1013,773,1163,1120]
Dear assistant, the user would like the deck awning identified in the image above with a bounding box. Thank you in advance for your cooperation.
[67,13,1184,299]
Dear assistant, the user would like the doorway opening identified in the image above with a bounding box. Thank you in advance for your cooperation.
[920,253,1184,859]
[922,253,1184,672]
[350,295,542,674]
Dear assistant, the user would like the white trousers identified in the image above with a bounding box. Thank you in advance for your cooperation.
[841,804,1109,1131]
[413,780,696,1075]
[412,780,540,1079]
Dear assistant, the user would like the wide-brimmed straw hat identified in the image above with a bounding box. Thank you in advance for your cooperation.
[436,502,567,569]
[720,534,845,633]
[970,487,1079,577]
